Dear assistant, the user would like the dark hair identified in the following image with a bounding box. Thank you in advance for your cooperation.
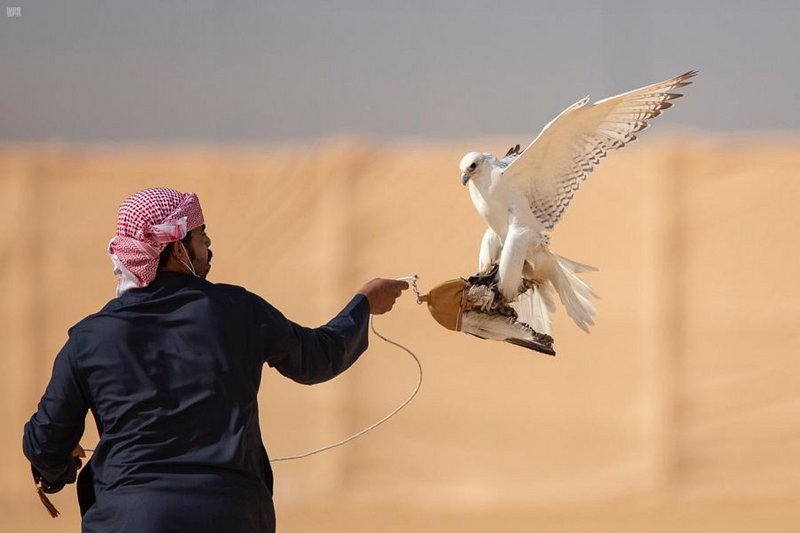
[158,233,193,269]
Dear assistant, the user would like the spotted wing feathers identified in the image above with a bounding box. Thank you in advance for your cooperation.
[503,70,697,230]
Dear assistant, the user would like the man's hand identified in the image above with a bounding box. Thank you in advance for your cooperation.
[358,278,409,315]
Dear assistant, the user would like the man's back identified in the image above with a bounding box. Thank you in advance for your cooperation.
[85,276,268,474]
[63,273,275,531]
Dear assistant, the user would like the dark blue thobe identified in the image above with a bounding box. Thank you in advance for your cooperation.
[23,272,370,532]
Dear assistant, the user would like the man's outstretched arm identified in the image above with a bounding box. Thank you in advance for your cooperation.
[259,279,408,385]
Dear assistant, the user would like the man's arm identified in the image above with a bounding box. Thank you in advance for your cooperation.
[22,340,89,492]
[257,279,408,385]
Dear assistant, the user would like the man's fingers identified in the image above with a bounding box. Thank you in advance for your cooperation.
[358,278,411,315]
[388,279,409,289]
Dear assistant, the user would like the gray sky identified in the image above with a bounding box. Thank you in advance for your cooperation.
[1,1,799,141]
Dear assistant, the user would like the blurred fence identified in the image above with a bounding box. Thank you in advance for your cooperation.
[2,138,799,531]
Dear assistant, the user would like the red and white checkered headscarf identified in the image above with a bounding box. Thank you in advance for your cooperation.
[108,188,204,295]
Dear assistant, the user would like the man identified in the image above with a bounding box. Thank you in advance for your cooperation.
[23,187,407,532]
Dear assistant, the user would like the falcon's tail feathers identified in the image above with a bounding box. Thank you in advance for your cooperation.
[550,252,599,333]
[553,254,599,274]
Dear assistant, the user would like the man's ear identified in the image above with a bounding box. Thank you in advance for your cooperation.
[172,241,189,262]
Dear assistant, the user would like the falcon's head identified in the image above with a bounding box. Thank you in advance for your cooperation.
[459,152,491,185]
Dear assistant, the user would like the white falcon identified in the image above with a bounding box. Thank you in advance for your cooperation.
[460,71,697,336]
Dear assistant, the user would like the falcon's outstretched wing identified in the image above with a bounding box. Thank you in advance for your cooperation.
[503,70,697,231]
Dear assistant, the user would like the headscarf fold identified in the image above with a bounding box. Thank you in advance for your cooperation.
[108,188,204,296]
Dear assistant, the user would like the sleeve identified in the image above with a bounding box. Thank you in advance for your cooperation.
[252,293,371,385]
[22,339,89,491]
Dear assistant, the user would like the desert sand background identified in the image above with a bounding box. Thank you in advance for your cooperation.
[2,137,800,531]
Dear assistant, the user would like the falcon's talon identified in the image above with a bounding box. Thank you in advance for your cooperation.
[479,290,495,312]
[468,263,499,287]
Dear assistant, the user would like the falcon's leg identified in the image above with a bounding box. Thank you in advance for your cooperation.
[497,224,533,302]
[478,228,502,273]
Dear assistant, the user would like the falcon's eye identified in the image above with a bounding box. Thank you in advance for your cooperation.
[468,162,477,170]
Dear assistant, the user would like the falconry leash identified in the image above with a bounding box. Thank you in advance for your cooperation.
[270,279,424,461]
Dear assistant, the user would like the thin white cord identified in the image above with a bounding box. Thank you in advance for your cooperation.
[270,316,423,462]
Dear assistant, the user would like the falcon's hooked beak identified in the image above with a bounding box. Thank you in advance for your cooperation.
[461,172,470,185]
